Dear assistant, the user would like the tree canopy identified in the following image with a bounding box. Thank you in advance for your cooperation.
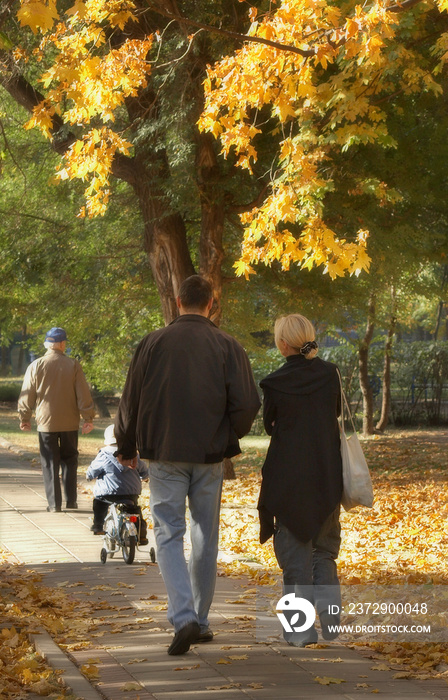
[5,0,447,301]
[199,0,448,279]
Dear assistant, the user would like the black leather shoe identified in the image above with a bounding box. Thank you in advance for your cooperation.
[46,506,61,512]
[197,629,214,643]
[66,502,78,509]
[139,538,149,546]
[168,622,200,655]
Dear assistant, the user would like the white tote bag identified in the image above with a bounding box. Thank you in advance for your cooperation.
[337,370,374,512]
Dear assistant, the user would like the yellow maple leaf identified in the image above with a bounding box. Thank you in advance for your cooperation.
[233,259,256,280]
[315,676,346,685]
[228,654,249,660]
[66,0,86,19]
[121,682,143,691]
[17,0,58,34]
[80,663,99,679]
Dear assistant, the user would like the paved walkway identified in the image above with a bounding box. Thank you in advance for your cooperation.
[0,445,447,700]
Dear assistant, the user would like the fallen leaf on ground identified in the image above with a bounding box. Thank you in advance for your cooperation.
[80,664,99,679]
[120,682,143,691]
[315,676,346,685]
[228,654,248,660]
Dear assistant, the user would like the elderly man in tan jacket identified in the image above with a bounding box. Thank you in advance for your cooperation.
[18,327,95,512]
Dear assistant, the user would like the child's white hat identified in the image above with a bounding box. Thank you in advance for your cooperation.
[104,424,117,446]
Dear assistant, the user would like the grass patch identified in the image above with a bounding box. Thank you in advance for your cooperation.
[0,404,116,471]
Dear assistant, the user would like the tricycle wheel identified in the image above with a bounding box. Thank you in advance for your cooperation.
[121,527,136,565]
[150,547,156,563]
[100,547,107,564]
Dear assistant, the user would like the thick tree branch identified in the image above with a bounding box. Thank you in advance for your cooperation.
[146,4,315,58]
[0,68,77,152]
[387,0,424,13]
[147,0,426,57]
[1,70,45,115]
[0,208,69,228]
[230,182,271,214]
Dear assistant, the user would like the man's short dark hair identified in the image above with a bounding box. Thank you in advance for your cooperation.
[178,275,213,310]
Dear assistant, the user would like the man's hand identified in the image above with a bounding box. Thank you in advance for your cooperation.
[82,422,94,434]
[116,454,138,469]
[20,421,31,431]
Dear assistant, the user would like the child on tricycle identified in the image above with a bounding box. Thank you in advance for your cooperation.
[86,424,149,544]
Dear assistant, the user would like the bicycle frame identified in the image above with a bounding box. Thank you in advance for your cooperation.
[101,501,139,564]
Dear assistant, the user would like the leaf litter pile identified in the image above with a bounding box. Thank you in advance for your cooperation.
[1,430,448,697]
[217,432,448,584]
[0,554,96,699]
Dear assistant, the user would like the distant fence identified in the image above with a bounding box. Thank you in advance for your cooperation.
[322,341,448,427]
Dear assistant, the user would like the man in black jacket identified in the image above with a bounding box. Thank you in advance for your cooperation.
[115,275,260,655]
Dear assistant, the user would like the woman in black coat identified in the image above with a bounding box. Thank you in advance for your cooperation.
[258,314,343,647]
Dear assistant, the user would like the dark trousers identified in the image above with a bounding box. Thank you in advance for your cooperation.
[274,507,341,643]
[93,494,147,540]
[38,431,79,510]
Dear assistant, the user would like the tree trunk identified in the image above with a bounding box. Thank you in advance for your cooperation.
[129,139,227,327]
[17,325,27,374]
[1,346,10,377]
[92,388,111,418]
[376,289,397,432]
[358,293,376,436]
[223,457,237,480]
[434,265,448,340]
[131,159,196,324]
[197,132,225,326]
[197,133,237,474]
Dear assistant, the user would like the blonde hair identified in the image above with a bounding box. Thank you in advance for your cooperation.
[274,314,318,359]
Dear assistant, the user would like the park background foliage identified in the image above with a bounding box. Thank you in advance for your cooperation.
[1,0,448,431]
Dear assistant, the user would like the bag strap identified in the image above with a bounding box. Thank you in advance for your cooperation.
[336,368,357,434]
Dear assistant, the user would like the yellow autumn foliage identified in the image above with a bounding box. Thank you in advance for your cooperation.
[16,0,152,217]
[14,0,448,274]
[199,0,448,277]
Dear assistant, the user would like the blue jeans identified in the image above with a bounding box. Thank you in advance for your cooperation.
[274,507,341,641]
[149,461,223,632]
